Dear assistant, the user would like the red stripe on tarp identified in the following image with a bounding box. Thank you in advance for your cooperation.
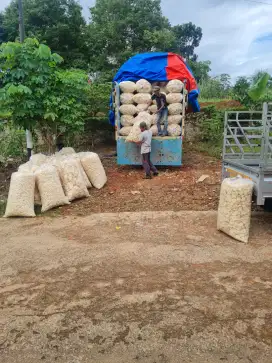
[166,53,198,92]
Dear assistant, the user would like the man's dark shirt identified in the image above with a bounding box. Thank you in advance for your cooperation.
[151,93,167,110]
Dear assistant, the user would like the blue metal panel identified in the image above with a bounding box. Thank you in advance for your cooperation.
[117,137,182,166]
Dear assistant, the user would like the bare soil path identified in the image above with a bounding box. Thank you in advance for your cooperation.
[0,211,271,363]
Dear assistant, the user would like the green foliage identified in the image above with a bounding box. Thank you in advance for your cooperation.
[1,0,87,68]
[189,60,211,83]
[200,106,224,142]
[0,38,90,152]
[199,74,231,100]
[248,73,270,101]
[172,22,202,60]
[88,83,112,117]
[0,122,25,162]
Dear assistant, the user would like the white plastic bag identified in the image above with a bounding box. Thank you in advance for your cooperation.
[119,104,137,116]
[166,93,183,104]
[4,172,35,218]
[133,93,151,105]
[121,115,135,127]
[35,165,69,212]
[120,93,134,104]
[168,103,182,115]
[167,124,181,136]
[136,104,149,113]
[136,79,152,93]
[58,157,89,201]
[166,80,184,93]
[79,152,107,189]
[70,154,92,189]
[149,105,158,114]
[120,81,136,93]
[119,126,133,136]
[18,163,42,206]
[168,115,182,124]
[217,177,254,243]
[126,121,142,142]
[135,111,152,126]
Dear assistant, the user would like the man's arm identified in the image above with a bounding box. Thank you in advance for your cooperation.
[156,98,165,113]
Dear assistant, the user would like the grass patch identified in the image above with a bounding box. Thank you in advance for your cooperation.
[199,98,231,103]
[194,142,222,159]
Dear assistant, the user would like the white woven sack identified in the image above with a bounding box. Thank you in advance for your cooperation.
[70,154,92,189]
[58,157,89,201]
[168,124,181,136]
[136,104,149,113]
[30,153,47,167]
[135,111,152,127]
[120,93,134,105]
[133,93,151,105]
[4,172,35,218]
[35,165,69,212]
[59,147,76,156]
[150,114,157,125]
[166,80,184,93]
[126,121,142,142]
[217,177,253,243]
[18,163,41,206]
[119,104,137,116]
[120,81,136,93]
[150,125,164,136]
[119,126,132,136]
[79,152,107,189]
[136,79,152,93]
[149,105,158,113]
[166,93,183,104]
[121,115,134,127]
[168,115,182,125]
[168,103,182,115]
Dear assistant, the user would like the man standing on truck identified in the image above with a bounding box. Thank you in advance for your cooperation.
[148,86,168,137]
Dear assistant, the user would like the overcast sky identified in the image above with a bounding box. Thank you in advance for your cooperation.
[1,0,272,79]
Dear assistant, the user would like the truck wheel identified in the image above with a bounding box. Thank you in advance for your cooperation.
[264,199,272,212]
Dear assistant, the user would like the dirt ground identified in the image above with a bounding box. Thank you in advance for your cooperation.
[0,211,272,363]
[0,147,222,216]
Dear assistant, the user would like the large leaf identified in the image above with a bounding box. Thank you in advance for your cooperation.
[37,44,51,59]
[248,73,270,101]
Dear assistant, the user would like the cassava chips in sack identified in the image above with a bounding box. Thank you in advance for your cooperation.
[120,81,136,93]
[150,125,164,136]
[35,164,69,212]
[79,152,107,189]
[168,103,183,115]
[136,104,149,113]
[126,121,142,142]
[119,104,137,116]
[149,105,158,114]
[119,126,133,136]
[70,154,92,189]
[166,80,184,93]
[4,172,35,218]
[120,93,134,105]
[136,79,152,93]
[121,115,134,127]
[57,157,89,201]
[59,147,76,156]
[133,93,151,105]
[166,93,183,104]
[217,177,254,243]
[167,124,182,136]
[168,115,182,125]
[18,163,41,206]
[30,153,47,167]
[135,112,152,126]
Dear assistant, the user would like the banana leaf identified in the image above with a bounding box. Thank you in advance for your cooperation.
[248,73,270,101]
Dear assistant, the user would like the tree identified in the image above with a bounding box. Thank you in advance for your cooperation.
[86,0,175,78]
[188,60,211,82]
[1,0,87,68]
[0,38,90,152]
[172,22,202,60]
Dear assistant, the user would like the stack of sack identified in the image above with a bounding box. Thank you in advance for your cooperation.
[4,148,107,217]
[118,79,184,141]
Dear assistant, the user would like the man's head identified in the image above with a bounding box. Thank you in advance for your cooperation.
[153,86,160,96]
[140,121,147,132]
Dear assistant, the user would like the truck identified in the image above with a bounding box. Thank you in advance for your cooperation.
[110,52,200,167]
[222,102,272,207]
[113,81,188,166]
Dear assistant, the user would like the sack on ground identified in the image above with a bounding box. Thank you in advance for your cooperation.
[120,81,136,93]
[4,172,35,217]
[217,177,253,243]
[59,147,76,156]
[35,165,69,212]
[18,163,41,205]
[70,155,92,189]
[30,153,47,167]
[79,152,107,189]
[166,80,184,93]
